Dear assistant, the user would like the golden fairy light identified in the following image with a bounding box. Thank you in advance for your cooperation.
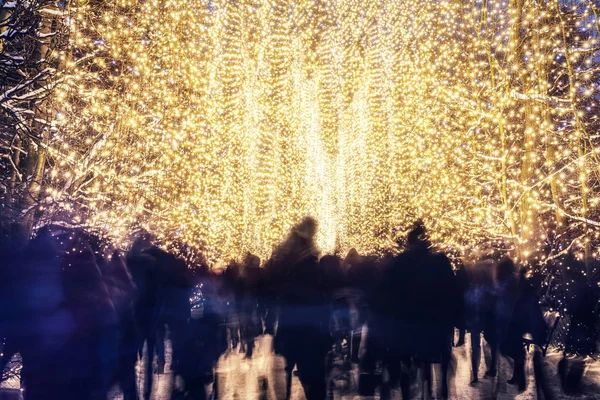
[46,0,600,262]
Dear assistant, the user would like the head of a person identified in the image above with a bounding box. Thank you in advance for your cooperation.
[130,235,151,255]
[495,256,515,282]
[470,259,493,285]
[244,253,261,269]
[295,216,318,240]
[406,219,430,251]
[343,248,361,267]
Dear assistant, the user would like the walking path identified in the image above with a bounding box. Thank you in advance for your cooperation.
[109,334,600,400]
[3,334,599,399]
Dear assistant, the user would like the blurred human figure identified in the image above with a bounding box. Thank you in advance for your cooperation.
[354,257,385,398]
[346,253,378,367]
[503,267,548,393]
[179,277,225,400]
[223,261,241,352]
[7,227,77,400]
[343,248,361,271]
[238,253,262,358]
[415,250,457,399]
[487,257,518,379]
[558,254,599,394]
[126,238,162,400]
[154,324,167,374]
[273,217,330,400]
[320,255,349,362]
[54,230,118,400]
[261,258,279,337]
[156,250,192,375]
[454,260,469,347]
[464,259,494,384]
[94,242,138,400]
[378,221,436,399]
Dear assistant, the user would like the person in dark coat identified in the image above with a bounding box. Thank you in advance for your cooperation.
[558,254,599,394]
[355,257,386,397]
[463,259,494,384]
[503,268,548,392]
[274,217,330,400]
[414,250,457,399]
[179,285,225,400]
[126,238,162,400]
[347,255,379,365]
[238,253,262,358]
[454,259,469,347]
[261,258,279,337]
[155,249,192,375]
[320,255,348,360]
[223,261,242,352]
[378,221,434,399]
[487,257,518,379]
[6,227,77,400]
[98,249,138,400]
[60,231,119,400]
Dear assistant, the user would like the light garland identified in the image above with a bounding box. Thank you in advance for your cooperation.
[45,0,600,263]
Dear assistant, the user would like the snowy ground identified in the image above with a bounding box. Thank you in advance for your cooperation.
[2,332,599,399]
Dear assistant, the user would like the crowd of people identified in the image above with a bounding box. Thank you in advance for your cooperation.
[0,218,598,400]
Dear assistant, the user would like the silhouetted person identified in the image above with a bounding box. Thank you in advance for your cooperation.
[503,267,548,393]
[99,250,138,400]
[223,261,242,351]
[464,259,494,384]
[378,221,431,399]
[454,260,468,347]
[354,257,385,397]
[238,253,262,358]
[320,255,349,361]
[180,285,225,400]
[340,246,362,358]
[61,231,118,400]
[347,255,379,367]
[415,251,457,399]
[155,249,192,374]
[274,217,330,400]
[4,227,76,400]
[86,232,138,400]
[261,258,279,337]
[558,254,599,394]
[126,238,162,400]
[488,257,518,379]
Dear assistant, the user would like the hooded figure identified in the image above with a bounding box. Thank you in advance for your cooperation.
[273,217,329,400]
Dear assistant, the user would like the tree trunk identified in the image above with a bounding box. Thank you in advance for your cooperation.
[556,0,591,268]
[18,1,58,233]
[0,1,12,54]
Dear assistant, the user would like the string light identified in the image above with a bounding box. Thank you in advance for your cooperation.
[45,0,599,263]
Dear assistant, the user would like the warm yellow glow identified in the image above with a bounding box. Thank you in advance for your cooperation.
[47,0,600,262]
